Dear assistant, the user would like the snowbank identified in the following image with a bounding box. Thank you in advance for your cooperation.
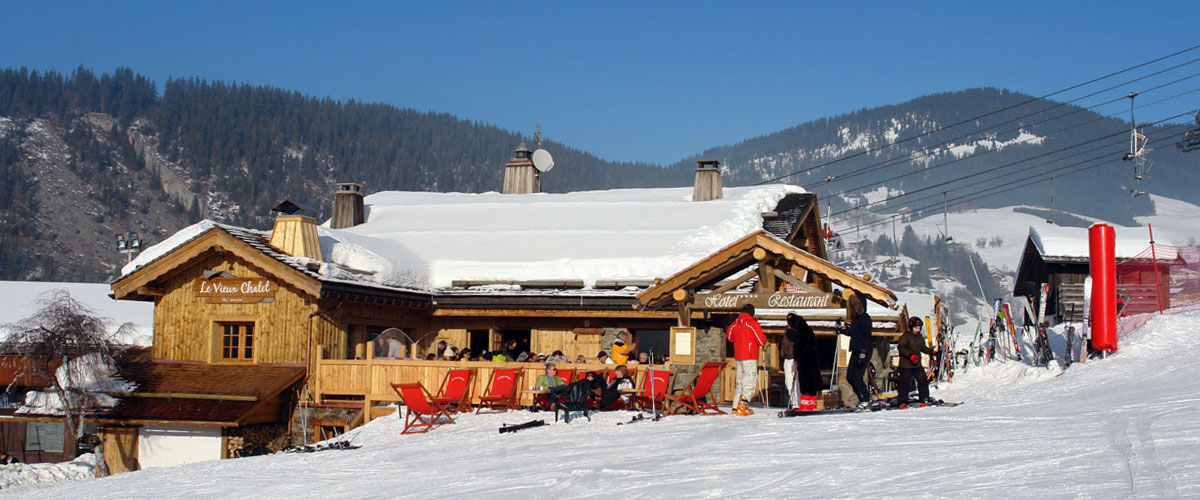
[0,454,94,492]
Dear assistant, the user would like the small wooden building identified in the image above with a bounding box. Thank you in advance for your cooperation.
[1013,226,1177,323]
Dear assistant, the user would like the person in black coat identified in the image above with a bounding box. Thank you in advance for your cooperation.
[838,291,874,409]
[787,312,823,410]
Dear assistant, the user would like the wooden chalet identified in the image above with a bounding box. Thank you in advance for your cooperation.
[95,153,910,470]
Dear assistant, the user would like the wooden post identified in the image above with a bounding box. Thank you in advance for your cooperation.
[673,289,691,327]
[314,349,324,404]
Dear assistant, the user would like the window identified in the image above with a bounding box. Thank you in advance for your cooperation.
[220,322,254,361]
[26,422,65,452]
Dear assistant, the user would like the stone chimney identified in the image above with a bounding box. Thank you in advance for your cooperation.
[269,200,323,261]
[331,182,365,229]
[502,142,539,194]
[693,160,723,202]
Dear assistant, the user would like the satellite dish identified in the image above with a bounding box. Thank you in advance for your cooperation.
[532,149,554,172]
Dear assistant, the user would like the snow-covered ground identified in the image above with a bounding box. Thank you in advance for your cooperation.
[0,454,95,491]
[7,310,1198,498]
[0,281,153,346]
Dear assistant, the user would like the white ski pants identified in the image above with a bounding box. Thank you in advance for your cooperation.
[734,359,758,406]
[783,358,799,407]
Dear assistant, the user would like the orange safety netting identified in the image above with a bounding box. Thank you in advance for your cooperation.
[1114,243,1200,338]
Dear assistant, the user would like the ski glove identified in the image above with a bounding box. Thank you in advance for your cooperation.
[908,354,921,364]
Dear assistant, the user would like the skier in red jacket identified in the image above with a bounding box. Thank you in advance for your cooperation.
[727,303,766,415]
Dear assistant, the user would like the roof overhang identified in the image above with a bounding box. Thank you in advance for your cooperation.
[637,230,897,310]
[111,227,322,301]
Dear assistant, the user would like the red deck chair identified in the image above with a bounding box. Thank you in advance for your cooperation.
[664,362,726,415]
[533,368,573,410]
[574,371,591,382]
[392,382,456,434]
[433,368,475,413]
[476,368,520,414]
[635,369,673,411]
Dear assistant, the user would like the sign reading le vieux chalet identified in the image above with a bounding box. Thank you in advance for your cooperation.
[693,290,832,310]
[193,278,278,304]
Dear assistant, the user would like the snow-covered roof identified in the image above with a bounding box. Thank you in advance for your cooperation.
[123,185,808,292]
[1030,225,1159,261]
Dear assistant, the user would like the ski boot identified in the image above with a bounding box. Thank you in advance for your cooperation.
[736,401,754,416]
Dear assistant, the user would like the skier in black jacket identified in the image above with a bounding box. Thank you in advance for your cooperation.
[838,291,874,409]
[897,316,936,407]
[787,312,823,411]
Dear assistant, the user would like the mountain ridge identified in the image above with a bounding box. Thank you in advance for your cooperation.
[2,67,1196,282]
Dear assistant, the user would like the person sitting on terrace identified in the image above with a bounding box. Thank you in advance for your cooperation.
[597,351,612,364]
[533,362,566,391]
[457,348,473,361]
[436,340,448,358]
[425,353,436,360]
[589,364,634,410]
[503,339,520,359]
[442,347,458,361]
[574,354,587,364]
[547,350,567,363]
[535,352,548,363]
[374,334,407,359]
[516,351,530,362]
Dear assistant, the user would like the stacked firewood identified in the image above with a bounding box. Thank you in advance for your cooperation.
[227,424,288,457]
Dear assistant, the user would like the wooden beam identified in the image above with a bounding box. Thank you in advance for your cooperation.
[108,392,258,402]
[771,268,823,294]
[136,286,165,297]
[432,308,686,319]
[710,269,757,296]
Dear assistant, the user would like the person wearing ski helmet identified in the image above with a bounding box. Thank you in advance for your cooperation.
[838,290,874,409]
[897,316,936,407]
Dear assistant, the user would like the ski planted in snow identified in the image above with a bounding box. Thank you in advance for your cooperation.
[1001,304,1022,361]
[1034,283,1054,367]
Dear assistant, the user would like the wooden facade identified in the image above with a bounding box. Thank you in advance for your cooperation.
[103,187,924,436]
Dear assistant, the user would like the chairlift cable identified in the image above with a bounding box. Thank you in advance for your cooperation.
[835,127,1191,235]
[824,104,1200,220]
[754,44,1200,186]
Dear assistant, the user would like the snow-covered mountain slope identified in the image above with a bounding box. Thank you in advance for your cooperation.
[859,194,1200,274]
[13,310,1200,499]
[0,281,153,346]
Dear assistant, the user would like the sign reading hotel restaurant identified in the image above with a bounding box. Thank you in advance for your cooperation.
[693,291,832,310]
[193,278,277,303]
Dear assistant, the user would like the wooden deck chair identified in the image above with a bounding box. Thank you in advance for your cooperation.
[635,369,673,411]
[392,382,455,434]
[664,362,726,415]
[476,368,520,414]
[433,368,475,413]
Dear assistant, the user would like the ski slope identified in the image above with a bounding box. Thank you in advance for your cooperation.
[8,311,1199,498]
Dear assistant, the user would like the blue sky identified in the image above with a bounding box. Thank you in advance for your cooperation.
[1,1,1195,164]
